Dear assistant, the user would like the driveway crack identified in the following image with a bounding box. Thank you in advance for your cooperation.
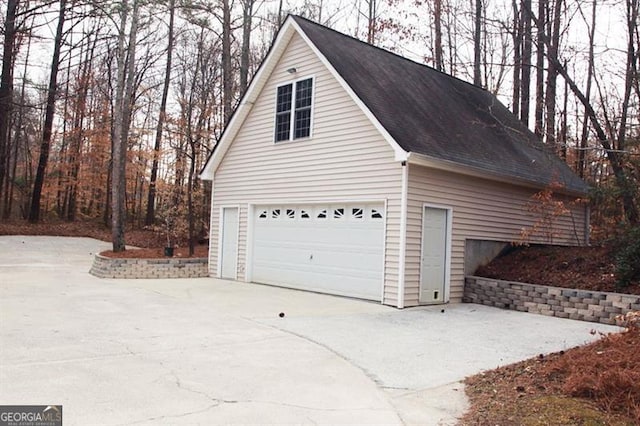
[249,317,386,387]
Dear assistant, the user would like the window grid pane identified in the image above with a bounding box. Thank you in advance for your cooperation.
[293,78,313,139]
[294,109,311,139]
[295,79,312,109]
[276,84,292,113]
[275,113,290,141]
[275,84,292,142]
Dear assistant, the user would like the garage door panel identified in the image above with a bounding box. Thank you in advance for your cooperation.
[251,204,384,300]
[252,264,381,299]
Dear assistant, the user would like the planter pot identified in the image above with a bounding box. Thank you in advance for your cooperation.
[164,247,174,257]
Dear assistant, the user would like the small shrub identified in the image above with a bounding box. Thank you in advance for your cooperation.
[614,226,640,288]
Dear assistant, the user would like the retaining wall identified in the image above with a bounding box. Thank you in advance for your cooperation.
[464,276,640,325]
[90,254,208,279]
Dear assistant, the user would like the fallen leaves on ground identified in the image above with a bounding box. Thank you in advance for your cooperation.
[462,325,640,425]
[476,245,640,295]
[0,219,207,258]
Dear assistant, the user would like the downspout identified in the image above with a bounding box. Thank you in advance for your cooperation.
[397,161,408,308]
[208,176,217,277]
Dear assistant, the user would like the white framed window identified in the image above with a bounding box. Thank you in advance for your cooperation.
[275,77,313,142]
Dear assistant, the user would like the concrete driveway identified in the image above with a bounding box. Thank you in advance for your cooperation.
[0,236,619,425]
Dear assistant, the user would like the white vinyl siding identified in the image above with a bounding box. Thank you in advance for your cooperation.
[210,34,403,305]
[404,164,587,306]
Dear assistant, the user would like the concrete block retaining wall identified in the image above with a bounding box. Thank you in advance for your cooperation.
[90,254,208,279]
[464,276,640,325]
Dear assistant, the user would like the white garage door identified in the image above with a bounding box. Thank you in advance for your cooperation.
[251,204,385,301]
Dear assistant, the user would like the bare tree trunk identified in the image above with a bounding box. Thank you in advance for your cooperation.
[187,142,196,256]
[3,11,31,219]
[67,30,97,221]
[544,0,562,151]
[532,10,639,223]
[29,0,66,223]
[55,41,72,218]
[520,0,532,125]
[0,0,19,205]
[617,0,639,154]
[367,0,377,44]
[577,0,596,178]
[239,0,253,95]
[473,0,482,86]
[534,0,546,138]
[222,0,232,125]
[559,60,568,159]
[276,0,283,29]
[103,158,111,227]
[512,0,522,116]
[111,0,139,251]
[434,0,444,71]
[146,0,174,226]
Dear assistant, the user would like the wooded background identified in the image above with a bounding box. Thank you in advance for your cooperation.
[0,0,638,252]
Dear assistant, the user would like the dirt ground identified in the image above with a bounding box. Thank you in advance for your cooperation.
[475,244,640,295]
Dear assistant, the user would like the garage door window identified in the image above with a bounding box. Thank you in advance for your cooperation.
[257,206,384,221]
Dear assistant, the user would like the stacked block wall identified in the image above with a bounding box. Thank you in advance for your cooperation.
[90,255,208,279]
[464,276,639,325]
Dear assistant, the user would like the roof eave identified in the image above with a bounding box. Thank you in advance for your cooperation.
[406,152,588,196]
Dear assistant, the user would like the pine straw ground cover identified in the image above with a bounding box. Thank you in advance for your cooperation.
[461,312,640,425]
[476,245,640,295]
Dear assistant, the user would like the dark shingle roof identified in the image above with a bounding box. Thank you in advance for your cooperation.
[292,16,588,194]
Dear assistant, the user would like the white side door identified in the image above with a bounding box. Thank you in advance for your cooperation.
[220,207,239,279]
[420,206,449,303]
